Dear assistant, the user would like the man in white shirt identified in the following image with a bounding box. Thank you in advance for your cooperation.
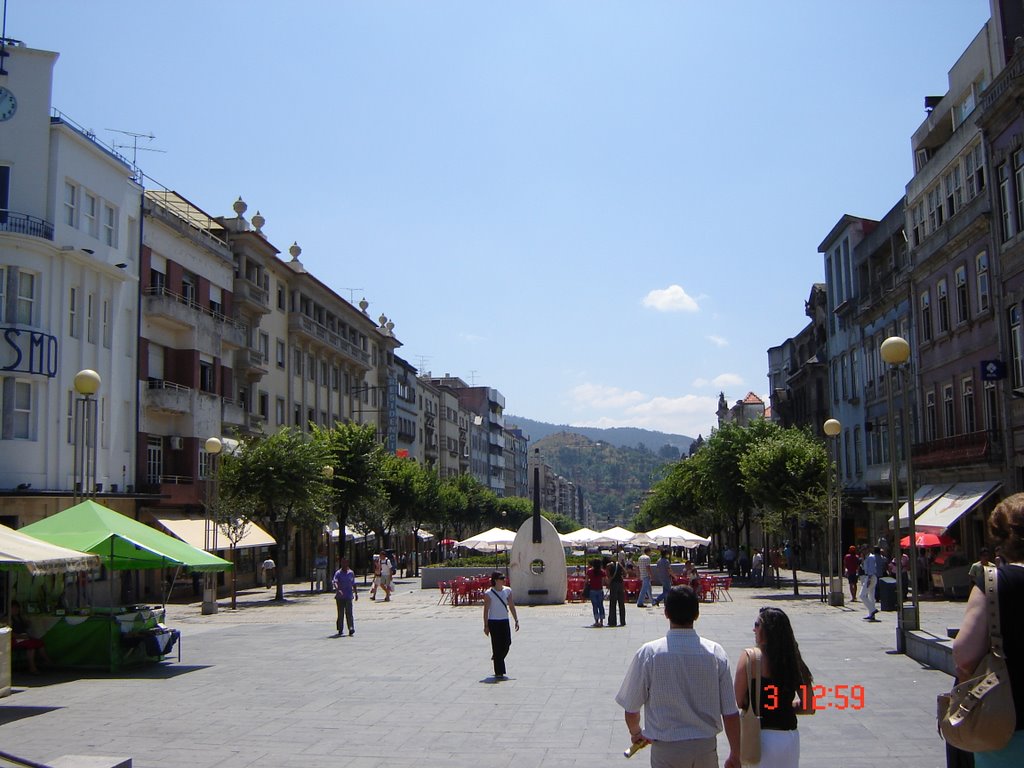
[616,585,740,768]
[636,547,653,608]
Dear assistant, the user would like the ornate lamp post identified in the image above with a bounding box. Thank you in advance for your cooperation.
[823,418,843,606]
[202,437,223,615]
[880,335,920,653]
[72,369,102,504]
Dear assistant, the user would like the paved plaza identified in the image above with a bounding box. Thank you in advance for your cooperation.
[1,572,966,768]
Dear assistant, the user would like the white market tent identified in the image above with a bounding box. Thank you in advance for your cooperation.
[598,526,636,544]
[561,527,603,546]
[0,522,100,575]
[457,527,517,551]
[646,524,711,549]
[629,531,657,546]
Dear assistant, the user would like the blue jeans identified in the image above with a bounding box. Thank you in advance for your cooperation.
[637,577,652,606]
[589,590,605,623]
[652,581,670,605]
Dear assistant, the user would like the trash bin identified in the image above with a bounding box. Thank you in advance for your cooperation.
[878,577,898,611]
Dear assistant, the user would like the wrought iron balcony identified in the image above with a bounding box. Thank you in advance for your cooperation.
[911,429,1001,469]
[0,210,54,240]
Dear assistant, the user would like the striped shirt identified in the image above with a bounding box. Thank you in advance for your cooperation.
[615,628,738,742]
[638,553,652,580]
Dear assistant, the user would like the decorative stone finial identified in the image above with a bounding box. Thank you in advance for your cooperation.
[233,197,247,216]
[251,210,265,232]
[289,242,302,261]
[359,298,369,313]
[386,320,395,333]
[378,314,387,327]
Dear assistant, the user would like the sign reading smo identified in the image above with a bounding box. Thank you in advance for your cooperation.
[1,328,59,378]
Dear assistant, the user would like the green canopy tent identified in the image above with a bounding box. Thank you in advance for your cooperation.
[18,501,232,670]
[21,500,232,573]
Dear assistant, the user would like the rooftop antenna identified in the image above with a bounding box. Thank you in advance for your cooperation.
[340,288,363,303]
[469,369,478,385]
[415,355,431,374]
[106,128,165,166]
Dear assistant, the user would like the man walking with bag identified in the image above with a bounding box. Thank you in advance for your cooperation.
[616,585,741,767]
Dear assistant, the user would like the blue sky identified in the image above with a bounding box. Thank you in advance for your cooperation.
[12,1,991,439]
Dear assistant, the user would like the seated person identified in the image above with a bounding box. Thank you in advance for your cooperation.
[9,600,52,674]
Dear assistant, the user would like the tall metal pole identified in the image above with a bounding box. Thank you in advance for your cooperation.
[886,365,906,653]
[900,366,920,632]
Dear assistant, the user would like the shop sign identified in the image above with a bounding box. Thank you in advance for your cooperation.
[1,327,59,378]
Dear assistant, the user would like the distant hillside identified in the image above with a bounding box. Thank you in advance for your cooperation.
[504,415,694,454]
[512,425,691,529]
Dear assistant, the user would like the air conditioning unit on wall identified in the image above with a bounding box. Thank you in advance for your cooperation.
[169,436,184,450]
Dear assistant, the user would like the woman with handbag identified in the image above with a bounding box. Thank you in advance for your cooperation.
[733,607,813,767]
[586,557,607,627]
[951,493,1024,765]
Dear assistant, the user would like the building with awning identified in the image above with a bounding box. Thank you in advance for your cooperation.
[887,484,952,529]
[154,516,276,553]
[914,481,1002,534]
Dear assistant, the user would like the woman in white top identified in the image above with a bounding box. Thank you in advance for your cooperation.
[483,572,519,679]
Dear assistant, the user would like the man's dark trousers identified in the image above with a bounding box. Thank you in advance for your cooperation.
[607,581,626,626]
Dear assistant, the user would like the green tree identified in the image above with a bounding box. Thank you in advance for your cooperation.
[740,427,830,595]
[689,420,778,550]
[314,423,383,568]
[218,427,333,601]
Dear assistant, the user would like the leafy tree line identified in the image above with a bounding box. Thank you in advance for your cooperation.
[215,423,577,601]
[631,420,830,594]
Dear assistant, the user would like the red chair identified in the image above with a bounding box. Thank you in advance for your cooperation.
[437,580,450,605]
[714,577,732,602]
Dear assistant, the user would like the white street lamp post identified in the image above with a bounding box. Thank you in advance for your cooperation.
[880,336,920,653]
[72,370,101,504]
[823,418,843,606]
[202,437,223,615]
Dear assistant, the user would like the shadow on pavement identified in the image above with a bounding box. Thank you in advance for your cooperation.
[0,705,62,725]
[11,664,210,687]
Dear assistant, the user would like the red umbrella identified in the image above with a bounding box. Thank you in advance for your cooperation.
[440,538,458,547]
[900,532,955,548]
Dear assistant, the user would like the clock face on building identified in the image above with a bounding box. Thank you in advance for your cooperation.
[0,87,16,121]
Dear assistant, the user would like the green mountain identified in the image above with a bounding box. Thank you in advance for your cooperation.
[530,431,682,530]
[504,415,695,453]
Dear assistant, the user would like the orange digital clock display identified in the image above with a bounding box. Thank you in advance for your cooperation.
[762,684,865,711]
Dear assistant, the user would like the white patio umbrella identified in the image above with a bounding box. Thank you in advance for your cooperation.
[456,527,516,550]
[629,531,657,547]
[457,527,517,570]
[561,527,602,546]
[599,526,636,544]
[646,524,711,549]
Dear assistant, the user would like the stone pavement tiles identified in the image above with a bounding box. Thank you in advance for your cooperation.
[0,578,958,767]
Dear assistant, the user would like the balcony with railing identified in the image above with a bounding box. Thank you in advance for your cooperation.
[143,286,247,347]
[912,429,1001,469]
[235,347,269,378]
[144,379,193,414]
[0,210,55,240]
[289,314,371,369]
[222,397,246,426]
[233,277,271,314]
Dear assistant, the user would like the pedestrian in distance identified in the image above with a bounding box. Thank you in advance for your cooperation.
[652,549,672,607]
[860,546,884,621]
[331,558,358,637]
[734,607,814,767]
[607,554,627,627]
[380,551,394,602]
[616,585,741,768]
[261,557,275,589]
[636,547,654,608]
[751,548,765,587]
[369,554,382,600]
[587,557,607,627]
[842,546,860,601]
[483,571,519,679]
